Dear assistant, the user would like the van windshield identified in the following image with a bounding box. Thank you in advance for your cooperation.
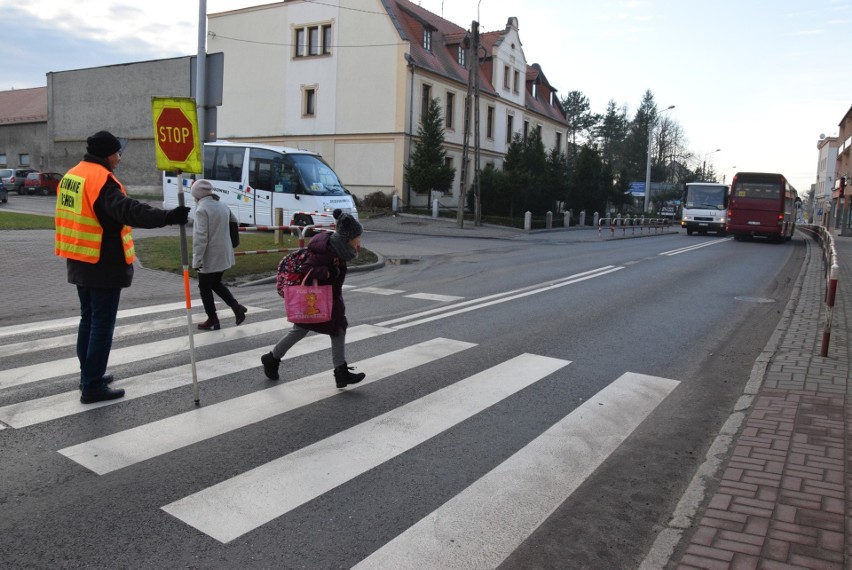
[291,154,348,196]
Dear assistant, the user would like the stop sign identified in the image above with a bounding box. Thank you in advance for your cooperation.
[156,107,195,163]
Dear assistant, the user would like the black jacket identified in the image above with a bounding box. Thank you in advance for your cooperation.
[66,155,171,289]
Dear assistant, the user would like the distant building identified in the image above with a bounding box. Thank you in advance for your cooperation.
[814,135,838,226]
[0,87,47,171]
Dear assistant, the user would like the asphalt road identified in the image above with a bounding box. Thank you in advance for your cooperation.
[0,193,803,568]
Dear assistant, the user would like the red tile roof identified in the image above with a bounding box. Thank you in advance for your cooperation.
[0,87,47,125]
[383,0,566,126]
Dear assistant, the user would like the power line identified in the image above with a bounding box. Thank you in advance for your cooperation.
[208,31,404,49]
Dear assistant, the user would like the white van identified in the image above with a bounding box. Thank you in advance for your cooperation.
[681,182,729,236]
[163,141,358,227]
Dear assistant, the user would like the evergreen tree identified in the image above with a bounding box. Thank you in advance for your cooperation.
[623,90,657,182]
[596,100,629,168]
[560,90,599,163]
[404,97,455,195]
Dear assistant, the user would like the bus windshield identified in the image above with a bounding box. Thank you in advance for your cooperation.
[292,154,348,196]
[685,186,727,210]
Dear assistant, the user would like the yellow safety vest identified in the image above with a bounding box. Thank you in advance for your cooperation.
[55,161,135,264]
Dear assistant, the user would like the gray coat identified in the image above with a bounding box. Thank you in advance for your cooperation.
[191,196,236,273]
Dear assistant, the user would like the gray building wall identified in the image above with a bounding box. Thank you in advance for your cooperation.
[47,56,192,194]
[0,121,48,170]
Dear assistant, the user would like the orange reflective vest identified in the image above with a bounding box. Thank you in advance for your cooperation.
[55,161,135,264]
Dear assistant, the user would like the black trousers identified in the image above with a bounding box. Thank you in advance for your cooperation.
[197,271,237,318]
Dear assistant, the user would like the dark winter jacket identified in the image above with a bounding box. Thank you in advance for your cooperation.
[66,155,171,289]
[299,231,349,336]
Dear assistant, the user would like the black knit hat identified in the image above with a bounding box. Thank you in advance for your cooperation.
[333,209,363,242]
[86,131,122,158]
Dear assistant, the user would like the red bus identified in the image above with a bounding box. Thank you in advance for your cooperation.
[727,172,800,242]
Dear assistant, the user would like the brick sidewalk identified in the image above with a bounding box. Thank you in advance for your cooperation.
[671,234,851,570]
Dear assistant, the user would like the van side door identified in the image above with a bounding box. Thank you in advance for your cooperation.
[248,148,300,227]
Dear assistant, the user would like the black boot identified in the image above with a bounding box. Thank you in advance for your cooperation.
[334,363,366,389]
[261,352,280,380]
[198,316,220,330]
[80,384,125,404]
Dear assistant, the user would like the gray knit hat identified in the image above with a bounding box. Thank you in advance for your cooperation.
[191,179,217,201]
[333,209,363,242]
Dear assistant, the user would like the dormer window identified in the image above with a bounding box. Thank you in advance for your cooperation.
[532,83,538,100]
[458,45,466,66]
[423,29,432,51]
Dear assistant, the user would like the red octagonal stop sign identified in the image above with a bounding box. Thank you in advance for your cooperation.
[156,107,195,163]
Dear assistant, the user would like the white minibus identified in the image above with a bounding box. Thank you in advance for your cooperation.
[163,141,358,228]
[681,182,729,236]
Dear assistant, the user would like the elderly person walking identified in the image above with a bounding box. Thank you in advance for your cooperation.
[191,179,247,330]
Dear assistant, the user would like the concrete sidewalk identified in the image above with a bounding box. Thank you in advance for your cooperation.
[651,231,851,570]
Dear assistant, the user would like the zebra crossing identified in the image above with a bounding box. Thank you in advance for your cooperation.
[0,289,680,567]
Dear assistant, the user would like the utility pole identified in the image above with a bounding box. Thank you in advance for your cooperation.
[472,20,481,226]
[457,25,475,228]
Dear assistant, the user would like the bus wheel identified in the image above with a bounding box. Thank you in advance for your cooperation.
[686,228,693,235]
[293,214,315,237]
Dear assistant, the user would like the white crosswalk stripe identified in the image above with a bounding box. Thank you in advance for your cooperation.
[1,298,681,566]
[0,324,393,428]
[354,372,680,569]
[160,353,571,543]
[59,338,476,475]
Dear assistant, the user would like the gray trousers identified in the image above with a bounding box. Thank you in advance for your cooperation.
[271,325,346,367]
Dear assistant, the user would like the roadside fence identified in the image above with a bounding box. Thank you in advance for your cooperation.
[598,216,673,238]
[800,225,841,357]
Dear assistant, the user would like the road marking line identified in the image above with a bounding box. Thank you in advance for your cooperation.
[354,372,680,569]
[0,324,394,429]
[0,306,268,359]
[351,287,406,295]
[59,338,476,475]
[405,293,465,302]
[0,314,288,390]
[0,300,203,339]
[377,266,620,328]
[161,353,571,544]
[660,237,732,256]
[389,266,623,330]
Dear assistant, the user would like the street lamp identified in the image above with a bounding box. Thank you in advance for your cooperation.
[702,149,721,181]
[643,105,675,213]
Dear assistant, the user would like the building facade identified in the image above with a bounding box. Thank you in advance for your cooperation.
[814,135,838,226]
[833,106,852,234]
[0,87,48,172]
[207,0,569,206]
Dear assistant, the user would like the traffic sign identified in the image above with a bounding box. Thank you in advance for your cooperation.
[151,97,202,173]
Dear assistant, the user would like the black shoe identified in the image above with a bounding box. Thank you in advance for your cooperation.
[101,373,115,385]
[261,352,280,380]
[334,363,366,389]
[80,385,125,404]
[198,316,220,330]
[233,304,248,326]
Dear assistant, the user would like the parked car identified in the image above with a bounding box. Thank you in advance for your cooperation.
[1,168,37,194]
[23,171,63,196]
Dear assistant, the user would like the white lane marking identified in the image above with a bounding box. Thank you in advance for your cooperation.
[660,237,732,256]
[161,353,571,544]
[351,287,406,296]
[387,266,624,330]
[0,315,288,390]
[0,301,201,339]
[354,372,680,570]
[377,266,620,328]
[0,306,268,359]
[59,338,476,475]
[405,293,465,302]
[0,324,394,429]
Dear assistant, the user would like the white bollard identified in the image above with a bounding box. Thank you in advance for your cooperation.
[564,211,571,228]
[546,211,553,229]
[432,198,439,218]
[392,194,399,212]
[524,211,532,232]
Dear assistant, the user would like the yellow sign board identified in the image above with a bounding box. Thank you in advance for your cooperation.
[151,97,202,174]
